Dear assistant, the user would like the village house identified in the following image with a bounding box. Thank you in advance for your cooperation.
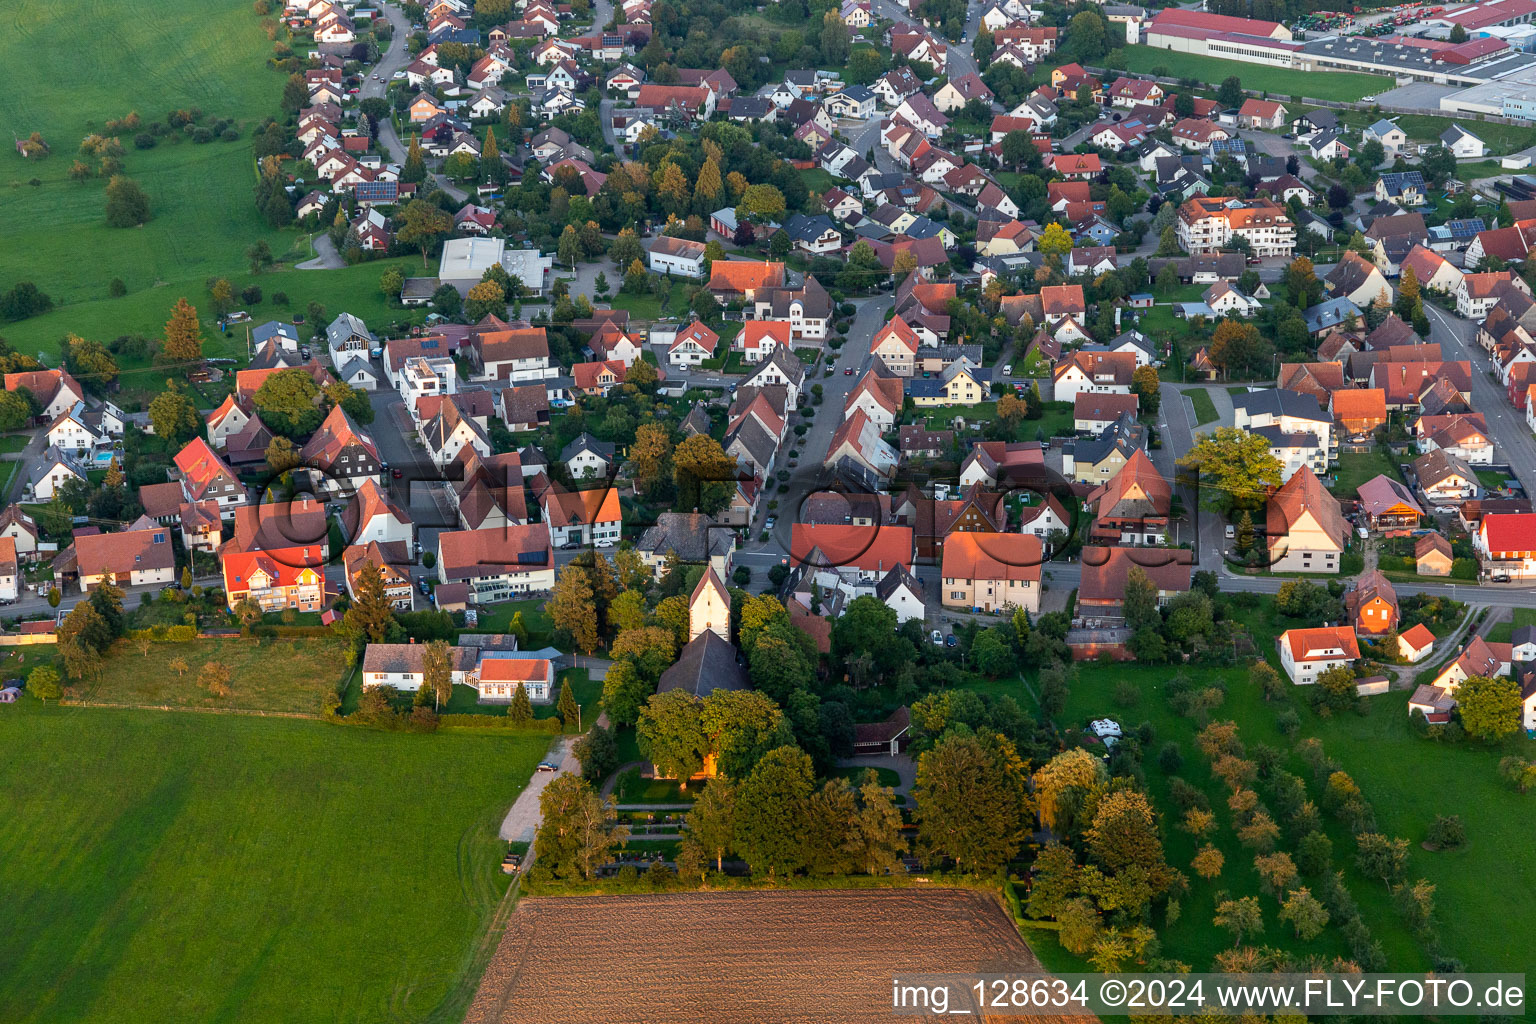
[1278,625,1360,684]
[939,532,1042,614]
[1267,466,1346,573]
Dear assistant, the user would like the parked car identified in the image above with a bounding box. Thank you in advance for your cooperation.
[844,367,853,375]
[1434,505,1456,514]
[930,629,943,645]
[536,762,559,773]
[392,468,403,479]
[1225,524,1235,540]
[944,634,958,648]
[764,515,777,529]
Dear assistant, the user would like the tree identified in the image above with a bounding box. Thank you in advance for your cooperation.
[854,770,907,875]
[600,660,652,726]
[534,774,628,880]
[830,595,901,672]
[820,9,851,64]
[344,560,396,644]
[1213,896,1263,947]
[201,661,232,698]
[1456,674,1521,740]
[557,224,582,268]
[802,778,858,876]
[1450,21,1469,41]
[549,563,599,653]
[162,297,204,363]
[627,422,671,491]
[507,682,533,723]
[181,565,193,589]
[148,382,200,442]
[638,689,709,785]
[1037,222,1073,256]
[1192,844,1224,879]
[1085,790,1165,875]
[673,434,736,516]
[0,390,28,433]
[688,777,738,872]
[1279,887,1329,940]
[610,227,643,269]
[1354,832,1409,887]
[1178,426,1283,513]
[104,175,150,227]
[1033,748,1107,841]
[1217,75,1244,108]
[1254,851,1298,895]
[913,733,1032,873]
[733,745,815,877]
[401,135,427,184]
[422,639,453,709]
[557,678,580,727]
[26,665,62,703]
[1131,365,1160,415]
[738,183,786,222]
[465,279,506,321]
[1121,566,1160,633]
[480,126,503,183]
[397,198,453,266]
[769,229,792,262]
[264,435,301,476]
[573,723,619,783]
[1425,814,1465,851]
[1063,10,1107,61]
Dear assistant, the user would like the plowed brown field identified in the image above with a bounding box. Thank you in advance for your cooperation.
[465,888,1090,1023]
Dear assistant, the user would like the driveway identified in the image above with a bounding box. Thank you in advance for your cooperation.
[498,736,580,842]
[296,233,344,270]
[836,753,915,797]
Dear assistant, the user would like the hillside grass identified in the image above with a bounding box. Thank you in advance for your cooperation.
[0,0,283,303]
[1112,45,1389,103]
[0,0,428,365]
[0,702,552,1024]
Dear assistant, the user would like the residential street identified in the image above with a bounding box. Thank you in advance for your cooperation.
[365,1,468,204]
[1425,302,1536,496]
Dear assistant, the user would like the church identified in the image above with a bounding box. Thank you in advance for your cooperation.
[656,566,748,696]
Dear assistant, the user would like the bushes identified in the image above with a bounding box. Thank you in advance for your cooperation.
[438,713,562,732]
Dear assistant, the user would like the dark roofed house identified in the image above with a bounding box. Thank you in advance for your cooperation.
[851,706,910,755]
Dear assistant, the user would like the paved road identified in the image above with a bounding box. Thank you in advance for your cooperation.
[365,1,467,204]
[498,736,579,842]
[296,233,345,270]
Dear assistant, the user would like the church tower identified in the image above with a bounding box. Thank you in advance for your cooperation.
[688,566,730,642]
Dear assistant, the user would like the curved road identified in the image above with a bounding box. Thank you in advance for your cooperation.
[364,1,468,204]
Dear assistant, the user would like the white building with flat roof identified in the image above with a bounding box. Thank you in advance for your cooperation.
[438,237,554,296]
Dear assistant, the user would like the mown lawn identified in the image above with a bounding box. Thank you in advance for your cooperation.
[1485,606,1536,643]
[0,703,551,1024]
[1330,449,1404,498]
[1184,388,1219,426]
[467,598,554,647]
[1112,45,1390,102]
[66,637,352,715]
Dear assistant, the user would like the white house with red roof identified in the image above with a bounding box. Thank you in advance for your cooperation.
[1475,512,1536,580]
[1278,626,1360,684]
[668,320,720,367]
[174,438,249,519]
[735,321,791,364]
[870,316,921,376]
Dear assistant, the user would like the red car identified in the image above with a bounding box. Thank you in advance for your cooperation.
[392,468,403,479]
[844,367,853,375]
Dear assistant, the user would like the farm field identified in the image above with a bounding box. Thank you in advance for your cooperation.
[464,890,1045,1023]
[1113,45,1389,102]
[0,703,554,1024]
